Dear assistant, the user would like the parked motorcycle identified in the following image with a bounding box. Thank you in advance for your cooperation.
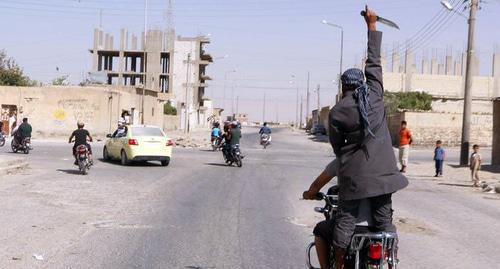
[224,144,243,167]
[11,137,31,154]
[305,186,399,269]
[260,133,271,149]
[75,145,92,175]
[0,132,6,147]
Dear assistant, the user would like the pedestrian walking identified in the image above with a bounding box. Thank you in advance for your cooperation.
[398,121,412,173]
[470,144,482,187]
[433,140,445,177]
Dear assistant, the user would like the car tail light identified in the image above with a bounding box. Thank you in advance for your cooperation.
[166,139,174,146]
[368,243,383,260]
[128,139,139,145]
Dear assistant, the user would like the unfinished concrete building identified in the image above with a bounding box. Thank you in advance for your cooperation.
[89,28,213,130]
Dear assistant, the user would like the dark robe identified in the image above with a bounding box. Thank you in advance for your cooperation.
[329,30,409,201]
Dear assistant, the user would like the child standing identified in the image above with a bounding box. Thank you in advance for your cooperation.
[470,144,482,187]
[434,140,445,177]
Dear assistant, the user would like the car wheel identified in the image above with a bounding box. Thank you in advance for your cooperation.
[161,160,170,167]
[103,147,110,161]
[120,150,129,166]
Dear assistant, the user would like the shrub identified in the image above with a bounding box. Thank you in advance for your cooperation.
[164,102,177,115]
[384,91,432,114]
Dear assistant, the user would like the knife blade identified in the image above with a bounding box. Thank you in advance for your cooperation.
[360,11,400,30]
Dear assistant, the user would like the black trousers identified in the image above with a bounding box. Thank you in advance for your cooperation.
[314,194,396,249]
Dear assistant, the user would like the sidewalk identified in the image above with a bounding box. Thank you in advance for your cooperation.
[0,155,28,176]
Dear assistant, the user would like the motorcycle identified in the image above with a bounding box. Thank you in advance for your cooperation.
[260,133,271,149]
[223,144,243,167]
[0,132,5,147]
[306,186,399,269]
[11,137,31,154]
[75,144,92,175]
[211,136,222,151]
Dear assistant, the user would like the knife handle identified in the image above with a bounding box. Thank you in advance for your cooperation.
[360,10,379,19]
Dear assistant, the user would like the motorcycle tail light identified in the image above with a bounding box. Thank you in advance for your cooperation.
[166,139,174,146]
[368,243,383,260]
[128,139,139,145]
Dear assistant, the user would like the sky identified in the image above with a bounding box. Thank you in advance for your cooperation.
[1,0,499,123]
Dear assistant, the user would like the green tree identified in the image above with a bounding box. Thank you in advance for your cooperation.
[163,102,177,115]
[52,75,70,86]
[0,50,31,86]
[384,91,433,114]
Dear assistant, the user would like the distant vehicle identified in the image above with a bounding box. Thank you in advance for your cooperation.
[103,125,174,166]
[260,133,271,149]
[310,124,327,135]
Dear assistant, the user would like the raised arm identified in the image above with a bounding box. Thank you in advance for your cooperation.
[363,6,384,96]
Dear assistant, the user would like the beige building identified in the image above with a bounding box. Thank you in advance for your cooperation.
[89,28,213,130]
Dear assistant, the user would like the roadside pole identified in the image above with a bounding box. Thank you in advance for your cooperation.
[316,84,321,123]
[184,53,191,133]
[460,0,478,166]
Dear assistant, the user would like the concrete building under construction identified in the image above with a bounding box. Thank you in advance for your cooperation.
[89,28,213,130]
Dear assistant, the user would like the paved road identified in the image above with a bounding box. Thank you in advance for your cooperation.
[0,128,499,269]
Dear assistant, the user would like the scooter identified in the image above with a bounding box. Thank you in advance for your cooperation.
[211,136,222,151]
[260,133,271,149]
[75,145,92,175]
[305,186,399,269]
[11,137,31,154]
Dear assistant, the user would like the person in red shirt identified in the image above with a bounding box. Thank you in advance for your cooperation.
[398,121,412,173]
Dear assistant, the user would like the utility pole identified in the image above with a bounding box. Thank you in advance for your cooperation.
[300,94,303,128]
[236,96,239,115]
[460,0,479,166]
[231,85,235,119]
[316,84,321,123]
[184,53,191,133]
[263,92,266,124]
[296,84,299,128]
[306,71,310,126]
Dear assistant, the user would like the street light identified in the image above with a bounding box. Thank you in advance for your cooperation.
[290,75,300,128]
[441,0,468,19]
[441,0,479,165]
[322,19,344,103]
[223,69,237,118]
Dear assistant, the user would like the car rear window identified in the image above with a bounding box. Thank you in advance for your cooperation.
[131,127,164,137]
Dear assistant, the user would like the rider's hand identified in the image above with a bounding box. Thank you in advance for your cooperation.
[302,190,317,200]
[363,5,377,31]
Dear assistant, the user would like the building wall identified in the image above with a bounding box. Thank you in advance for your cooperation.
[0,86,166,138]
[171,39,199,130]
[493,99,500,164]
[387,111,493,147]
[384,73,496,98]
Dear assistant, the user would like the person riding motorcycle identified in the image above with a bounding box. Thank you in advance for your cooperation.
[259,122,272,144]
[304,8,408,269]
[211,122,221,143]
[221,122,232,161]
[68,121,93,165]
[259,122,272,135]
[14,118,32,146]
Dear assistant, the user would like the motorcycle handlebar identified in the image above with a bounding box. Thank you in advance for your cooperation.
[315,192,326,201]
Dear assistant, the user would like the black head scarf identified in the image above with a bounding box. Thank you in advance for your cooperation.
[341,68,375,138]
